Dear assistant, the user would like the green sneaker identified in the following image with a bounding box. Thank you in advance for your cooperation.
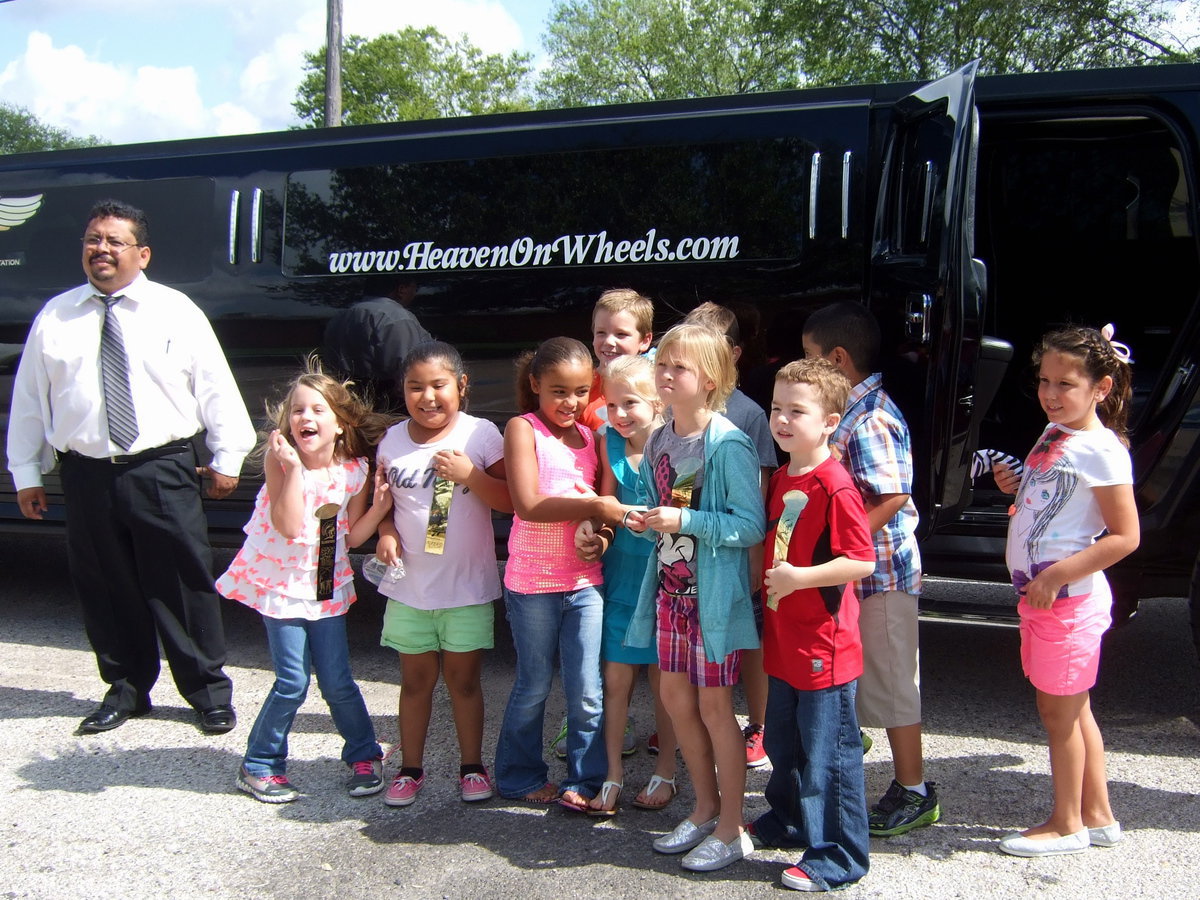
[550,716,568,759]
[621,718,637,756]
[868,780,940,836]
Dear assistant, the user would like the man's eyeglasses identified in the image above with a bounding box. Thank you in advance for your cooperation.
[82,236,140,254]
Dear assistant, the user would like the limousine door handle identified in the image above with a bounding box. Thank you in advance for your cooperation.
[905,292,932,343]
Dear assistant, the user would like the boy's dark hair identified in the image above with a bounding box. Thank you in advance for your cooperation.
[87,199,150,246]
[514,336,593,413]
[803,302,880,373]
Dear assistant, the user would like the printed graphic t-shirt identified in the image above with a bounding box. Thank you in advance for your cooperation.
[645,422,706,598]
[1006,423,1132,599]
[377,413,504,610]
[762,456,875,690]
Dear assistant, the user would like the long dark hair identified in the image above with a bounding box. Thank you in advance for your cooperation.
[514,336,593,413]
[1033,325,1133,446]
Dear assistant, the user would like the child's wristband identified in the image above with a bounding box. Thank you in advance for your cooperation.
[621,509,636,529]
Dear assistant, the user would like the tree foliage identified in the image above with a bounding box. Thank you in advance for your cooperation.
[537,0,1193,106]
[784,0,1187,85]
[538,0,803,106]
[0,102,104,154]
[293,26,534,127]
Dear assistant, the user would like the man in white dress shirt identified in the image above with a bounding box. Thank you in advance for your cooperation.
[7,199,256,735]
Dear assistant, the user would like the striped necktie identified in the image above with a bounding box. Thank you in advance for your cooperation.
[99,294,139,450]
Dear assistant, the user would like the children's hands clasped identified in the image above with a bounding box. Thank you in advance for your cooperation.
[574,519,605,562]
[635,506,682,534]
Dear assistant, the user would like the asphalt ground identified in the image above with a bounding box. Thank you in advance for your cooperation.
[1,534,1199,899]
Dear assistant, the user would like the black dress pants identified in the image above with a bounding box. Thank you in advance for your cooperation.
[59,446,232,712]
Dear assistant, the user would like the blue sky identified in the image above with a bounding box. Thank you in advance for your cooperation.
[0,0,556,145]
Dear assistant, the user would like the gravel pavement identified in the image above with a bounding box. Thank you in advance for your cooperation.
[2,534,1199,899]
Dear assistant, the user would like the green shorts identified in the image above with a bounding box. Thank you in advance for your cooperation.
[380,600,495,655]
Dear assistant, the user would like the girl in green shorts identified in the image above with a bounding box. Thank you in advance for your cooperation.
[374,341,513,807]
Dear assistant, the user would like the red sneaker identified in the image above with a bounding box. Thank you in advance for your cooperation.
[646,731,659,755]
[744,724,767,768]
[781,866,824,891]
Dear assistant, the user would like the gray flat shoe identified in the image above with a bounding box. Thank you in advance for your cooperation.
[652,816,718,854]
[999,828,1089,857]
[681,832,754,872]
[1088,821,1122,847]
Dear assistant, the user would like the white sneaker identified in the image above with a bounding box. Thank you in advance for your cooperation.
[999,828,1089,857]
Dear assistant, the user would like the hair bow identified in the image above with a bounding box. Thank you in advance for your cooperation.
[1100,324,1133,364]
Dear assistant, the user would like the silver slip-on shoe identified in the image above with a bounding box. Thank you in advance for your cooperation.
[681,832,754,872]
[652,816,718,854]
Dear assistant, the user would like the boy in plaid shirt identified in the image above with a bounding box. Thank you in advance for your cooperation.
[802,302,939,837]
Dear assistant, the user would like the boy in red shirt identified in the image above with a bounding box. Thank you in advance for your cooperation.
[751,358,875,892]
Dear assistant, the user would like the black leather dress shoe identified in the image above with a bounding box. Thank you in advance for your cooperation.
[79,701,151,734]
[199,705,236,734]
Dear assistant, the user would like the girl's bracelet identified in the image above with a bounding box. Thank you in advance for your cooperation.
[621,509,636,529]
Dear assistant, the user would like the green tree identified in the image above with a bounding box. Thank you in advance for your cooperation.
[538,0,803,106]
[784,0,1187,85]
[294,26,534,126]
[0,102,104,153]
[537,0,1192,107]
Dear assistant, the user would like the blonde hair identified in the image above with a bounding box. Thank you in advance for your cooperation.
[593,288,654,338]
[655,322,736,413]
[775,358,850,418]
[604,354,663,418]
[257,354,391,472]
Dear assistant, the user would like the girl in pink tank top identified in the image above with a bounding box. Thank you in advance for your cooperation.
[494,338,626,810]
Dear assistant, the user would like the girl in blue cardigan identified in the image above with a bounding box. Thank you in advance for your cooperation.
[623,323,765,873]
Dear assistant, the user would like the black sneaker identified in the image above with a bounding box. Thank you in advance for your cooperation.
[346,759,384,797]
[868,780,940,836]
[237,767,300,804]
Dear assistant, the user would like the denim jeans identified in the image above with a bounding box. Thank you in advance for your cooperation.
[495,586,606,798]
[243,614,381,776]
[754,677,869,889]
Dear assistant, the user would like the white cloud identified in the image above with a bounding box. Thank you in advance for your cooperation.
[0,1,535,144]
[0,31,265,143]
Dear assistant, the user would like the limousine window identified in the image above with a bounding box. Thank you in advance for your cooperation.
[0,177,215,300]
[280,139,822,278]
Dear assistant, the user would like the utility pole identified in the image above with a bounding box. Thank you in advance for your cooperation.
[324,0,343,127]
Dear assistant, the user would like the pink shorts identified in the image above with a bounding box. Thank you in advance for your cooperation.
[1018,591,1111,695]
[656,590,740,687]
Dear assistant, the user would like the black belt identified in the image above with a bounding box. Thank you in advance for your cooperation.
[62,438,194,465]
